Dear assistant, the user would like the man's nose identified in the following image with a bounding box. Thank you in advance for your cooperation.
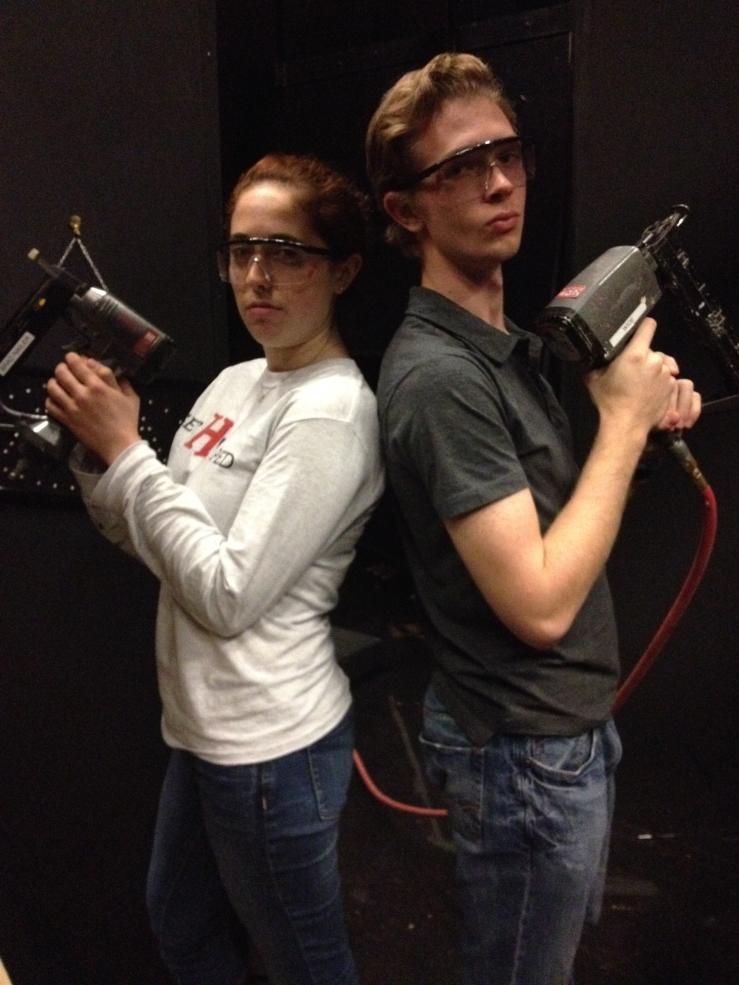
[483,161,514,198]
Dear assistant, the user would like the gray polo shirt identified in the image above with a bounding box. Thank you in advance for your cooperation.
[377,286,619,743]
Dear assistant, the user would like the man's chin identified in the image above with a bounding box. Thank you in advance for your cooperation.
[459,247,518,283]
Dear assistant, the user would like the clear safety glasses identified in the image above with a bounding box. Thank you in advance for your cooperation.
[217,236,333,286]
[401,137,535,200]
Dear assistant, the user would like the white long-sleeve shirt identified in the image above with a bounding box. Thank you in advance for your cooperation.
[72,357,384,764]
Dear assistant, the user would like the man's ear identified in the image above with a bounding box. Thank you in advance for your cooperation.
[383,190,424,234]
[333,253,362,295]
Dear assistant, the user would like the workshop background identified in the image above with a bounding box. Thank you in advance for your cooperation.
[1,2,737,982]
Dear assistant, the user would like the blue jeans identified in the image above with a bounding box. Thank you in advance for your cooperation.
[420,686,622,985]
[146,711,359,985]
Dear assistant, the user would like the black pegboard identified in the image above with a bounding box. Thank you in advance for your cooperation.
[0,375,204,502]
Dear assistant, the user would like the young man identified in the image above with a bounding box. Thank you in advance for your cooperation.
[366,53,701,985]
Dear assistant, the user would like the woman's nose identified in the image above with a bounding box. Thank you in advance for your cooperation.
[244,253,271,284]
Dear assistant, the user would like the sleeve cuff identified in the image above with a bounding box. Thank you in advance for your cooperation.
[89,440,160,512]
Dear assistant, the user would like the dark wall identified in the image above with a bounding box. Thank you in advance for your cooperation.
[571,1,738,295]
[216,0,574,377]
[569,0,738,403]
[0,0,227,384]
[0,501,166,983]
[0,3,226,979]
[568,0,739,801]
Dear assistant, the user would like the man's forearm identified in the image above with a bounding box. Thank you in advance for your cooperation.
[540,417,647,630]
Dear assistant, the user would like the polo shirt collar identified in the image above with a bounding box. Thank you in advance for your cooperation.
[407,285,541,366]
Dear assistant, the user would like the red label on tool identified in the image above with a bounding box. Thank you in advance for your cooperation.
[556,284,587,299]
[133,330,156,356]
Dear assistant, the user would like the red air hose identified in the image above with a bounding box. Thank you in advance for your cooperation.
[612,477,717,712]
[353,446,718,817]
[351,748,448,817]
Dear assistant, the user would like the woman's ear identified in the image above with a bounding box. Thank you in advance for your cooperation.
[382,190,424,234]
[333,253,362,295]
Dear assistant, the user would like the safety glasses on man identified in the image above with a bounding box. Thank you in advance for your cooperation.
[400,137,535,200]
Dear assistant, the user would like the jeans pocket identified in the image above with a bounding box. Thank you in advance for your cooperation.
[524,731,609,853]
[307,711,355,822]
[526,730,598,788]
[419,727,484,846]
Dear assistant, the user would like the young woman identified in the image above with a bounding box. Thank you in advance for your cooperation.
[46,154,384,985]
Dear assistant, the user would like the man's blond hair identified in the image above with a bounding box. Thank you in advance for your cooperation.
[365,52,518,255]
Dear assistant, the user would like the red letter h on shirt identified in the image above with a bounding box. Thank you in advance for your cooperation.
[184,414,234,457]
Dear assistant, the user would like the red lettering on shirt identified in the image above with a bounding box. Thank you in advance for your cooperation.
[183,414,235,457]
